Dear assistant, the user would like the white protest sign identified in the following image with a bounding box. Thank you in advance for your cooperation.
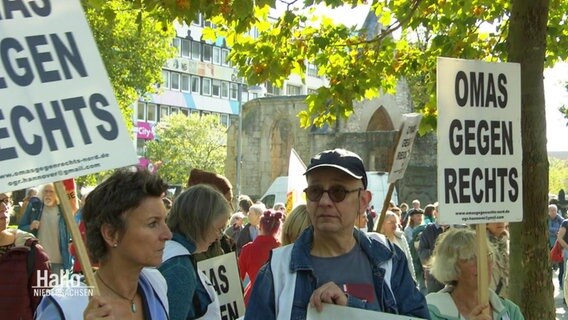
[0,0,137,192]
[306,303,425,320]
[198,252,245,320]
[388,113,423,183]
[437,57,522,225]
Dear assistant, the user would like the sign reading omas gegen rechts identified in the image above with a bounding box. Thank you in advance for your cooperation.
[437,57,522,225]
[0,1,137,192]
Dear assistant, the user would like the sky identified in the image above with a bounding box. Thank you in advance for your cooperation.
[273,4,568,152]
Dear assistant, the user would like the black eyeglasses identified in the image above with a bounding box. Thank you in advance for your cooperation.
[304,186,362,203]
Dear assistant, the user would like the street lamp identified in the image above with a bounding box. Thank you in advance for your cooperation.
[236,84,265,198]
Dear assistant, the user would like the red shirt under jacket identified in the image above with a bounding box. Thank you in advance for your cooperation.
[238,235,280,306]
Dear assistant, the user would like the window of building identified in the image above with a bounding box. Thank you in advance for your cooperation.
[171,107,179,114]
[180,108,189,116]
[172,38,181,56]
[190,109,200,115]
[307,88,317,94]
[221,81,229,99]
[230,83,239,100]
[159,105,169,121]
[181,39,190,57]
[147,103,157,122]
[191,41,201,60]
[286,84,302,95]
[204,20,216,28]
[307,63,318,77]
[171,72,180,91]
[202,44,212,62]
[191,76,200,94]
[219,113,230,127]
[181,74,190,92]
[192,14,202,26]
[265,82,281,96]
[221,49,230,66]
[212,79,221,97]
[202,78,212,95]
[136,139,145,156]
[212,47,221,64]
[162,70,170,89]
[137,102,146,120]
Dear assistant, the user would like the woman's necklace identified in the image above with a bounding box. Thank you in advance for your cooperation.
[96,272,138,313]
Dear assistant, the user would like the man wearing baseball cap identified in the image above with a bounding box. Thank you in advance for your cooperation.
[245,148,429,319]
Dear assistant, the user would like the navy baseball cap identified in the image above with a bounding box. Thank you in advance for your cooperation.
[304,149,368,189]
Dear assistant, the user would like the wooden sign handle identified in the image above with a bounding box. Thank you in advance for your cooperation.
[375,183,396,233]
[54,181,100,295]
[476,224,489,306]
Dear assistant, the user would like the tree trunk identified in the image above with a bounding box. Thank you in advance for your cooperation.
[507,0,553,318]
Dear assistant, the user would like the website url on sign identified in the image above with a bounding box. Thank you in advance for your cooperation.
[1,153,109,187]
[455,209,509,222]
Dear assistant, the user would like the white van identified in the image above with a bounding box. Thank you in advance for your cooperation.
[260,171,398,210]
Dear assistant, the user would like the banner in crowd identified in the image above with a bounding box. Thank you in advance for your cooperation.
[198,252,245,320]
[388,113,422,184]
[437,57,522,225]
[286,148,307,213]
[0,0,137,193]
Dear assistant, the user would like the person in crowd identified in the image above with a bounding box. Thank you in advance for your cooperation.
[236,203,265,256]
[555,211,568,302]
[426,228,524,320]
[0,192,51,320]
[356,211,369,232]
[391,206,404,230]
[549,204,564,286]
[19,183,71,276]
[412,199,421,211]
[400,202,409,217]
[423,203,436,225]
[159,184,231,319]
[280,204,311,245]
[404,208,424,244]
[187,168,235,259]
[69,187,95,275]
[245,148,429,319]
[418,202,449,293]
[36,169,173,319]
[19,187,39,218]
[224,212,245,244]
[366,205,377,231]
[273,202,287,219]
[380,211,416,282]
[487,222,510,298]
[239,209,283,305]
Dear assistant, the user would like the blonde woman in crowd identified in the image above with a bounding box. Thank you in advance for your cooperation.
[280,204,311,245]
[426,228,523,320]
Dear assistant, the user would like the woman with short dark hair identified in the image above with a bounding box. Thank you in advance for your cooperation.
[36,169,173,319]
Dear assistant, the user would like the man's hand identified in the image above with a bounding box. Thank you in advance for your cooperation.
[31,220,40,230]
[309,282,348,312]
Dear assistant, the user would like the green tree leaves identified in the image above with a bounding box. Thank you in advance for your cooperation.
[145,113,227,185]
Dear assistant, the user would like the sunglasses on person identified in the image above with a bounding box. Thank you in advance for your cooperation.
[303,185,362,203]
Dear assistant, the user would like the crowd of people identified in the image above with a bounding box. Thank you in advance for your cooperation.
[0,147,527,319]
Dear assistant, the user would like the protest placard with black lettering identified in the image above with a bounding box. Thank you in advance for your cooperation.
[0,0,137,192]
[437,57,522,225]
[198,252,245,320]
